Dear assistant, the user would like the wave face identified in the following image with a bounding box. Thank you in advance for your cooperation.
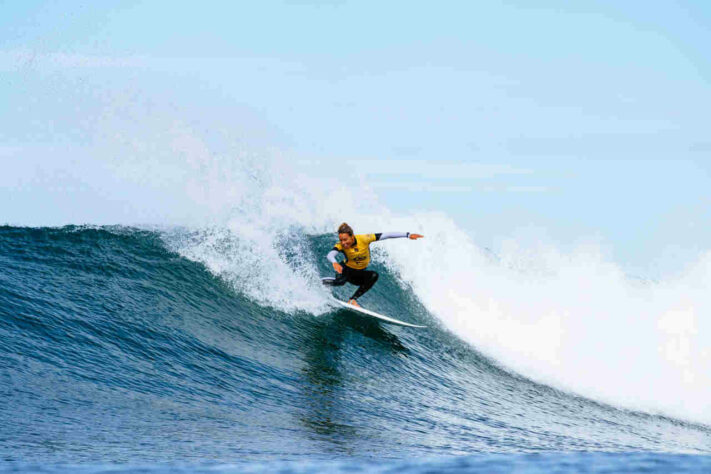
[7,90,711,435]
[2,225,710,467]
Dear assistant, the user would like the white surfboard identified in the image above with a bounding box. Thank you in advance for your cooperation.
[331,298,426,328]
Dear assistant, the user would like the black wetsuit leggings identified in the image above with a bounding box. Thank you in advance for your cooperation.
[331,266,379,301]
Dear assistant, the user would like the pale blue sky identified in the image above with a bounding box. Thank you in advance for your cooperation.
[2,1,710,275]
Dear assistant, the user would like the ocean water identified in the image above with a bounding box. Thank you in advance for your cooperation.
[4,4,711,469]
[2,225,711,473]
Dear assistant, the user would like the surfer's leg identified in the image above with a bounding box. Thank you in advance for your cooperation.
[323,272,348,286]
[349,270,379,301]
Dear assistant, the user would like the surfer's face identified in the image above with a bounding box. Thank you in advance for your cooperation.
[339,233,355,249]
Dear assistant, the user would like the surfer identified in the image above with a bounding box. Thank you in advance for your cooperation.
[324,222,423,307]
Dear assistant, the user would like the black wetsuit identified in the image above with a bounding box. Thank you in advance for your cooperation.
[326,266,379,301]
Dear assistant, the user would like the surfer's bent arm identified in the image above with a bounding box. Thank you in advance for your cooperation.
[327,249,344,274]
[326,249,340,263]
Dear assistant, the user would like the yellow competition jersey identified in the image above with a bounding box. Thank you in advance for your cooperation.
[333,234,378,270]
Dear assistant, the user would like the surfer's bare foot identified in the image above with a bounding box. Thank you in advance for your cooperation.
[348,299,360,308]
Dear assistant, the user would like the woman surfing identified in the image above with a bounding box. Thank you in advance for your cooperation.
[323,223,423,307]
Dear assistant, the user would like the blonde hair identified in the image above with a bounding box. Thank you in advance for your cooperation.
[337,222,354,236]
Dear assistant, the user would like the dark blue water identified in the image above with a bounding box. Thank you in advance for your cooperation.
[2,226,711,472]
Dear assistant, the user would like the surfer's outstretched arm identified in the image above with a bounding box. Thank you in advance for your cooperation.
[375,232,424,241]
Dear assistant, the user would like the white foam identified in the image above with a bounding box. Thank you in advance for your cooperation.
[380,213,711,426]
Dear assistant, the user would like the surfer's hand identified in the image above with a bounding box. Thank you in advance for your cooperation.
[409,233,424,240]
[333,262,343,274]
